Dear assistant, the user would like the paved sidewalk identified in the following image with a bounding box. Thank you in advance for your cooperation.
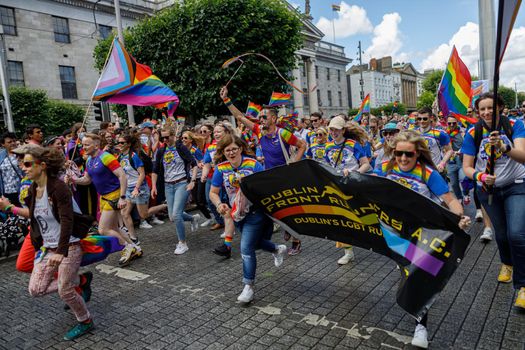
[1,212,524,349]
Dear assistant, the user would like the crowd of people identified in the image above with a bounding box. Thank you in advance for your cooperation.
[0,90,524,348]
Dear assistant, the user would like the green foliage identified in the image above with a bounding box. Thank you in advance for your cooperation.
[498,85,519,108]
[3,86,84,136]
[348,102,406,118]
[422,70,444,94]
[417,91,436,110]
[93,0,303,121]
[518,92,525,105]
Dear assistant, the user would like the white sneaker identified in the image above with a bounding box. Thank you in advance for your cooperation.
[200,218,213,227]
[174,242,189,255]
[151,216,164,225]
[220,231,226,239]
[273,245,287,267]
[119,244,135,266]
[237,284,254,303]
[120,225,129,233]
[190,214,201,232]
[411,324,428,349]
[475,209,483,222]
[337,248,355,265]
[480,227,493,242]
[139,221,153,229]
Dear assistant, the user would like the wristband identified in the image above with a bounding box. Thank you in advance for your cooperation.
[12,207,19,216]
[223,97,232,106]
[4,204,13,212]
[120,195,126,200]
[480,174,488,183]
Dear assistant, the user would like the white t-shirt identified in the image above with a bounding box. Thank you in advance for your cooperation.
[34,186,79,248]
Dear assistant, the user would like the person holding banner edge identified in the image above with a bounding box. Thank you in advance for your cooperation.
[208,134,287,303]
[461,92,525,310]
[375,130,470,348]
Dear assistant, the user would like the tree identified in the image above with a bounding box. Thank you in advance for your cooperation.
[93,0,303,121]
[3,86,84,136]
[422,70,444,94]
[498,85,518,108]
[417,91,435,110]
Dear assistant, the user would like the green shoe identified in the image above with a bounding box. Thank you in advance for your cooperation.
[64,320,94,341]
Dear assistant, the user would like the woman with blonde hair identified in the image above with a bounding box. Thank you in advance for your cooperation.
[375,130,469,348]
[306,127,329,163]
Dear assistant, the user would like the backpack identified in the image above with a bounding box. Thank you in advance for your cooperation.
[129,150,153,174]
[473,116,513,164]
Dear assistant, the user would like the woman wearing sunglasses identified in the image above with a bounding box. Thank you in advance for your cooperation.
[181,130,212,226]
[305,127,328,163]
[17,146,94,340]
[209,134,287,303]
[373,122,400,172]
[462,92,525,310]
[151,128,199,255]
[375,130,469,348]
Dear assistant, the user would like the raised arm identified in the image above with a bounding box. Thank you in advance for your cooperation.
[220,86,255,131]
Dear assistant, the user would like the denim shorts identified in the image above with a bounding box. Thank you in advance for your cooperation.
[126,184,150,205]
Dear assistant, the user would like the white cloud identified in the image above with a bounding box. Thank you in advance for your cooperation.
[420,22,525,89]
[315,2,373,39]
[363,13,405,62]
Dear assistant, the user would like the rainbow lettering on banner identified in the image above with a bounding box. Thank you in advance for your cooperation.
[93,38,179,107]
[268,92,291,107]
[246,102,262,120]
[353,94,370,122]
[438,46,472,117]
[379,221,444,276]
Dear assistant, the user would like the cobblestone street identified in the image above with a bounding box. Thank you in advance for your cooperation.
[1,211,525,350]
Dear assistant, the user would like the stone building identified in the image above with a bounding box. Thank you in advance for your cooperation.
[347,56,424,111]
[0,0,350,125]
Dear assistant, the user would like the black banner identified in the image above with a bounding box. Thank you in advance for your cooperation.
[240,160,470,320]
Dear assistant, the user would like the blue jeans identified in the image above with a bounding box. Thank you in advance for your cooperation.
[235,210,276,285]
[205,179,224,226]
[477,181,525,289]
[447,158,464,200]
[165,181,193,241]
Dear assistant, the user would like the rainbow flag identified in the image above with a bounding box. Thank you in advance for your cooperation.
[93,38,179,107]
[449,112,477,128]
[245,102,262,120]
[353,93,370,122]
[438,46,472,117]
[277,111,299,132]
[267,92,291,107]
[177,116,186,124]
[80,235,124,266]
[332,4,341,11]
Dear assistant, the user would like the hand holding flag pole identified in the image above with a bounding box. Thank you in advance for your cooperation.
[224,59,245,88]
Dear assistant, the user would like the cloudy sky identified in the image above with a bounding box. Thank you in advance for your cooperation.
[290,1,525,90]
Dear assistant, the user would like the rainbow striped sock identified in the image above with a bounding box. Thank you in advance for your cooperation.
[224,236,232,248]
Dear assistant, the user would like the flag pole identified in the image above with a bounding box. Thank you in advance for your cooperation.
[488,0,505,205]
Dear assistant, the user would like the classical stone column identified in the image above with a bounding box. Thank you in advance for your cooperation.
[306,58,318,114]
[292,61,304,118]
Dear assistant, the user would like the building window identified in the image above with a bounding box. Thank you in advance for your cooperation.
[59,65,77,99]
[315,66,319,79]
[327,67,330,80]
[7,61,24,86]
[301,64,306,77]
[317,90,322,106]
[0,6,16,35]
[327,90,332,107]
[53,16,70,43]
[338,91,342,106]
[99,24,112,39]
[337,70,341,82]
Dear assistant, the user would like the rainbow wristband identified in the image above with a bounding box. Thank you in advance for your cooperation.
[474,172,486,183]
[223,97,232,106]
[12,207,19,216]
[3,204,13,212]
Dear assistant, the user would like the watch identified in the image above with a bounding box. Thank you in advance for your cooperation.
[120,195,126,199]
[503,144,511,154]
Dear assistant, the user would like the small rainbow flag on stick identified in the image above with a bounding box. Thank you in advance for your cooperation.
[438,46,472,117]
[177,116,186,124]
[267,92,291,107]
[449,112,477,128]
[353,93,370,122]
[245,102,262,119]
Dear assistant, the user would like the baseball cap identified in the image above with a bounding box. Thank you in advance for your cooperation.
[328,116,345,130]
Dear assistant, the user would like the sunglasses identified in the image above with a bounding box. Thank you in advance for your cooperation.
[22,160,41,168]
[416,117,429,121]
[316,133,325,137]
[182,136,190,140]
[311,119,320,123]
[447,122,457,126]
[117,141,127,145]
[382,131,398,136]
[160,136,170,141]
[394,150,416,158]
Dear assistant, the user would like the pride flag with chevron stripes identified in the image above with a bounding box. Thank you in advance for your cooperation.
[92,38,179,107]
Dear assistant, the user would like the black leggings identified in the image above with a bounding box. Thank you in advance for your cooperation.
[193,179,211,219]
[474,188,481,210]
[417,313,428,327]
